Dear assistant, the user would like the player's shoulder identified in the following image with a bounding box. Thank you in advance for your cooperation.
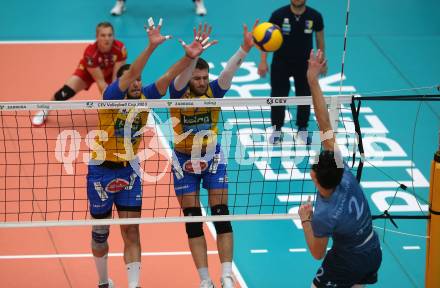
[84,41,99,54]
[112,39,127,57]
[271,5,290,17]
[112,39,125,49]
[305,6,323,18]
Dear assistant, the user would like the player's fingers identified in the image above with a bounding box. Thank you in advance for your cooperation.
[243,24,248,34]
[309,49,315,61]
[147,17,155,30]
[178,39,187,46]
[202,23,208,37]
[207,25,212,36]
[157,18,163,30]
[193,27,197,38]
[200,36,210,46]
[253,19,260,30]
[202,40,218,50]
[316,49,322,60]
[164,35,172,40]
[196,23,202,40]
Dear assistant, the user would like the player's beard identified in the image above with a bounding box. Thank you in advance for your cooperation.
[127,89,141,99]
[190,84,208,97]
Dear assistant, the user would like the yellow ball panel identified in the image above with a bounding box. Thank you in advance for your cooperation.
[262,29,283,52]
[252,22,275,42]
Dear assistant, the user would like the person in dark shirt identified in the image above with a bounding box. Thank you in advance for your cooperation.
[258,0,327,145]
[298,49,382,288]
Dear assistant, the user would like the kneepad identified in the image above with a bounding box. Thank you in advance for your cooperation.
[91,225,110,249]
[211,204,233,234]
[183,207,204,238]
[54,85,76,101]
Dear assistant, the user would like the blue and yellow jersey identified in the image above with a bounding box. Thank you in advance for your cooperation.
[169,79,228,155]
[91,79,162,162]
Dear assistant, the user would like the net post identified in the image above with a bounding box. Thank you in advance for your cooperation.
[426,127,440,288]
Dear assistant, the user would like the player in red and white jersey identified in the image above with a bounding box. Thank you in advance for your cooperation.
[32,22,127,126]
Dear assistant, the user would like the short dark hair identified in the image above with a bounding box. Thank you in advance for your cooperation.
[96,22,114,34]
[312,150,344,189]
[116,64,131,78]
[196,58,209,71]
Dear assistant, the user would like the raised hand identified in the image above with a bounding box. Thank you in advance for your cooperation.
[144,17,172,47]
[242,19,259,52]
[307,49,327,81]
[298,196,313,222]
[258,61,269,78]
[179,23,218,59]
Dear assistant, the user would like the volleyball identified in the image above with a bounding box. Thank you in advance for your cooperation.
[252,22,283,52]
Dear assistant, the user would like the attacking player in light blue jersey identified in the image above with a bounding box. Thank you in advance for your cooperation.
[298,49,382,288]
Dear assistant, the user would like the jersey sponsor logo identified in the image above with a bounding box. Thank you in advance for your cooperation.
[304,20,314,34]
[182,113,212,126]
[105,178,130,193]
[181,112,213,132]
[183,159,208,173]
[174,184,190,191]
[282,18,291,35]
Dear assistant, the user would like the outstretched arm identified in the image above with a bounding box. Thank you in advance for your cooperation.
[217,20,259,90]
[173,24,215,91]
[87,67,108,94]
[156,23,217,95]
[118,18,171,91]
[306,49,336,151]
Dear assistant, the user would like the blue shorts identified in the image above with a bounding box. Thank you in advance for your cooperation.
[313,244,382,288]
[172,146,228,195]
[87,163,142,218]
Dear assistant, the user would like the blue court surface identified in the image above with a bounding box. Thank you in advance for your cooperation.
[1,0,440,287]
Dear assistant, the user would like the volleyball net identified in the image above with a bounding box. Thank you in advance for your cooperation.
[0,95,362,227]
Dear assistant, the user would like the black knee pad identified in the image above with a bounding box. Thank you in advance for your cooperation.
[183,207,204,238]
[54,85,76,101]
[211,204,233,234]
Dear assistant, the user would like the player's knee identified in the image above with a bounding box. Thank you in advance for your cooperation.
[183,207,204,238]
[121,224,140,245]
[91,225,110,250]
[54,85,76,101]
[211,204,233,234]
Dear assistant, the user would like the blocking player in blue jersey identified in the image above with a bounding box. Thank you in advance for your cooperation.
[168,21,258,288]
[298,49,382,288]
[87,19,216,288]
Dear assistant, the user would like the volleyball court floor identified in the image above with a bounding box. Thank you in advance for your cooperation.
[0,0,440,287]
